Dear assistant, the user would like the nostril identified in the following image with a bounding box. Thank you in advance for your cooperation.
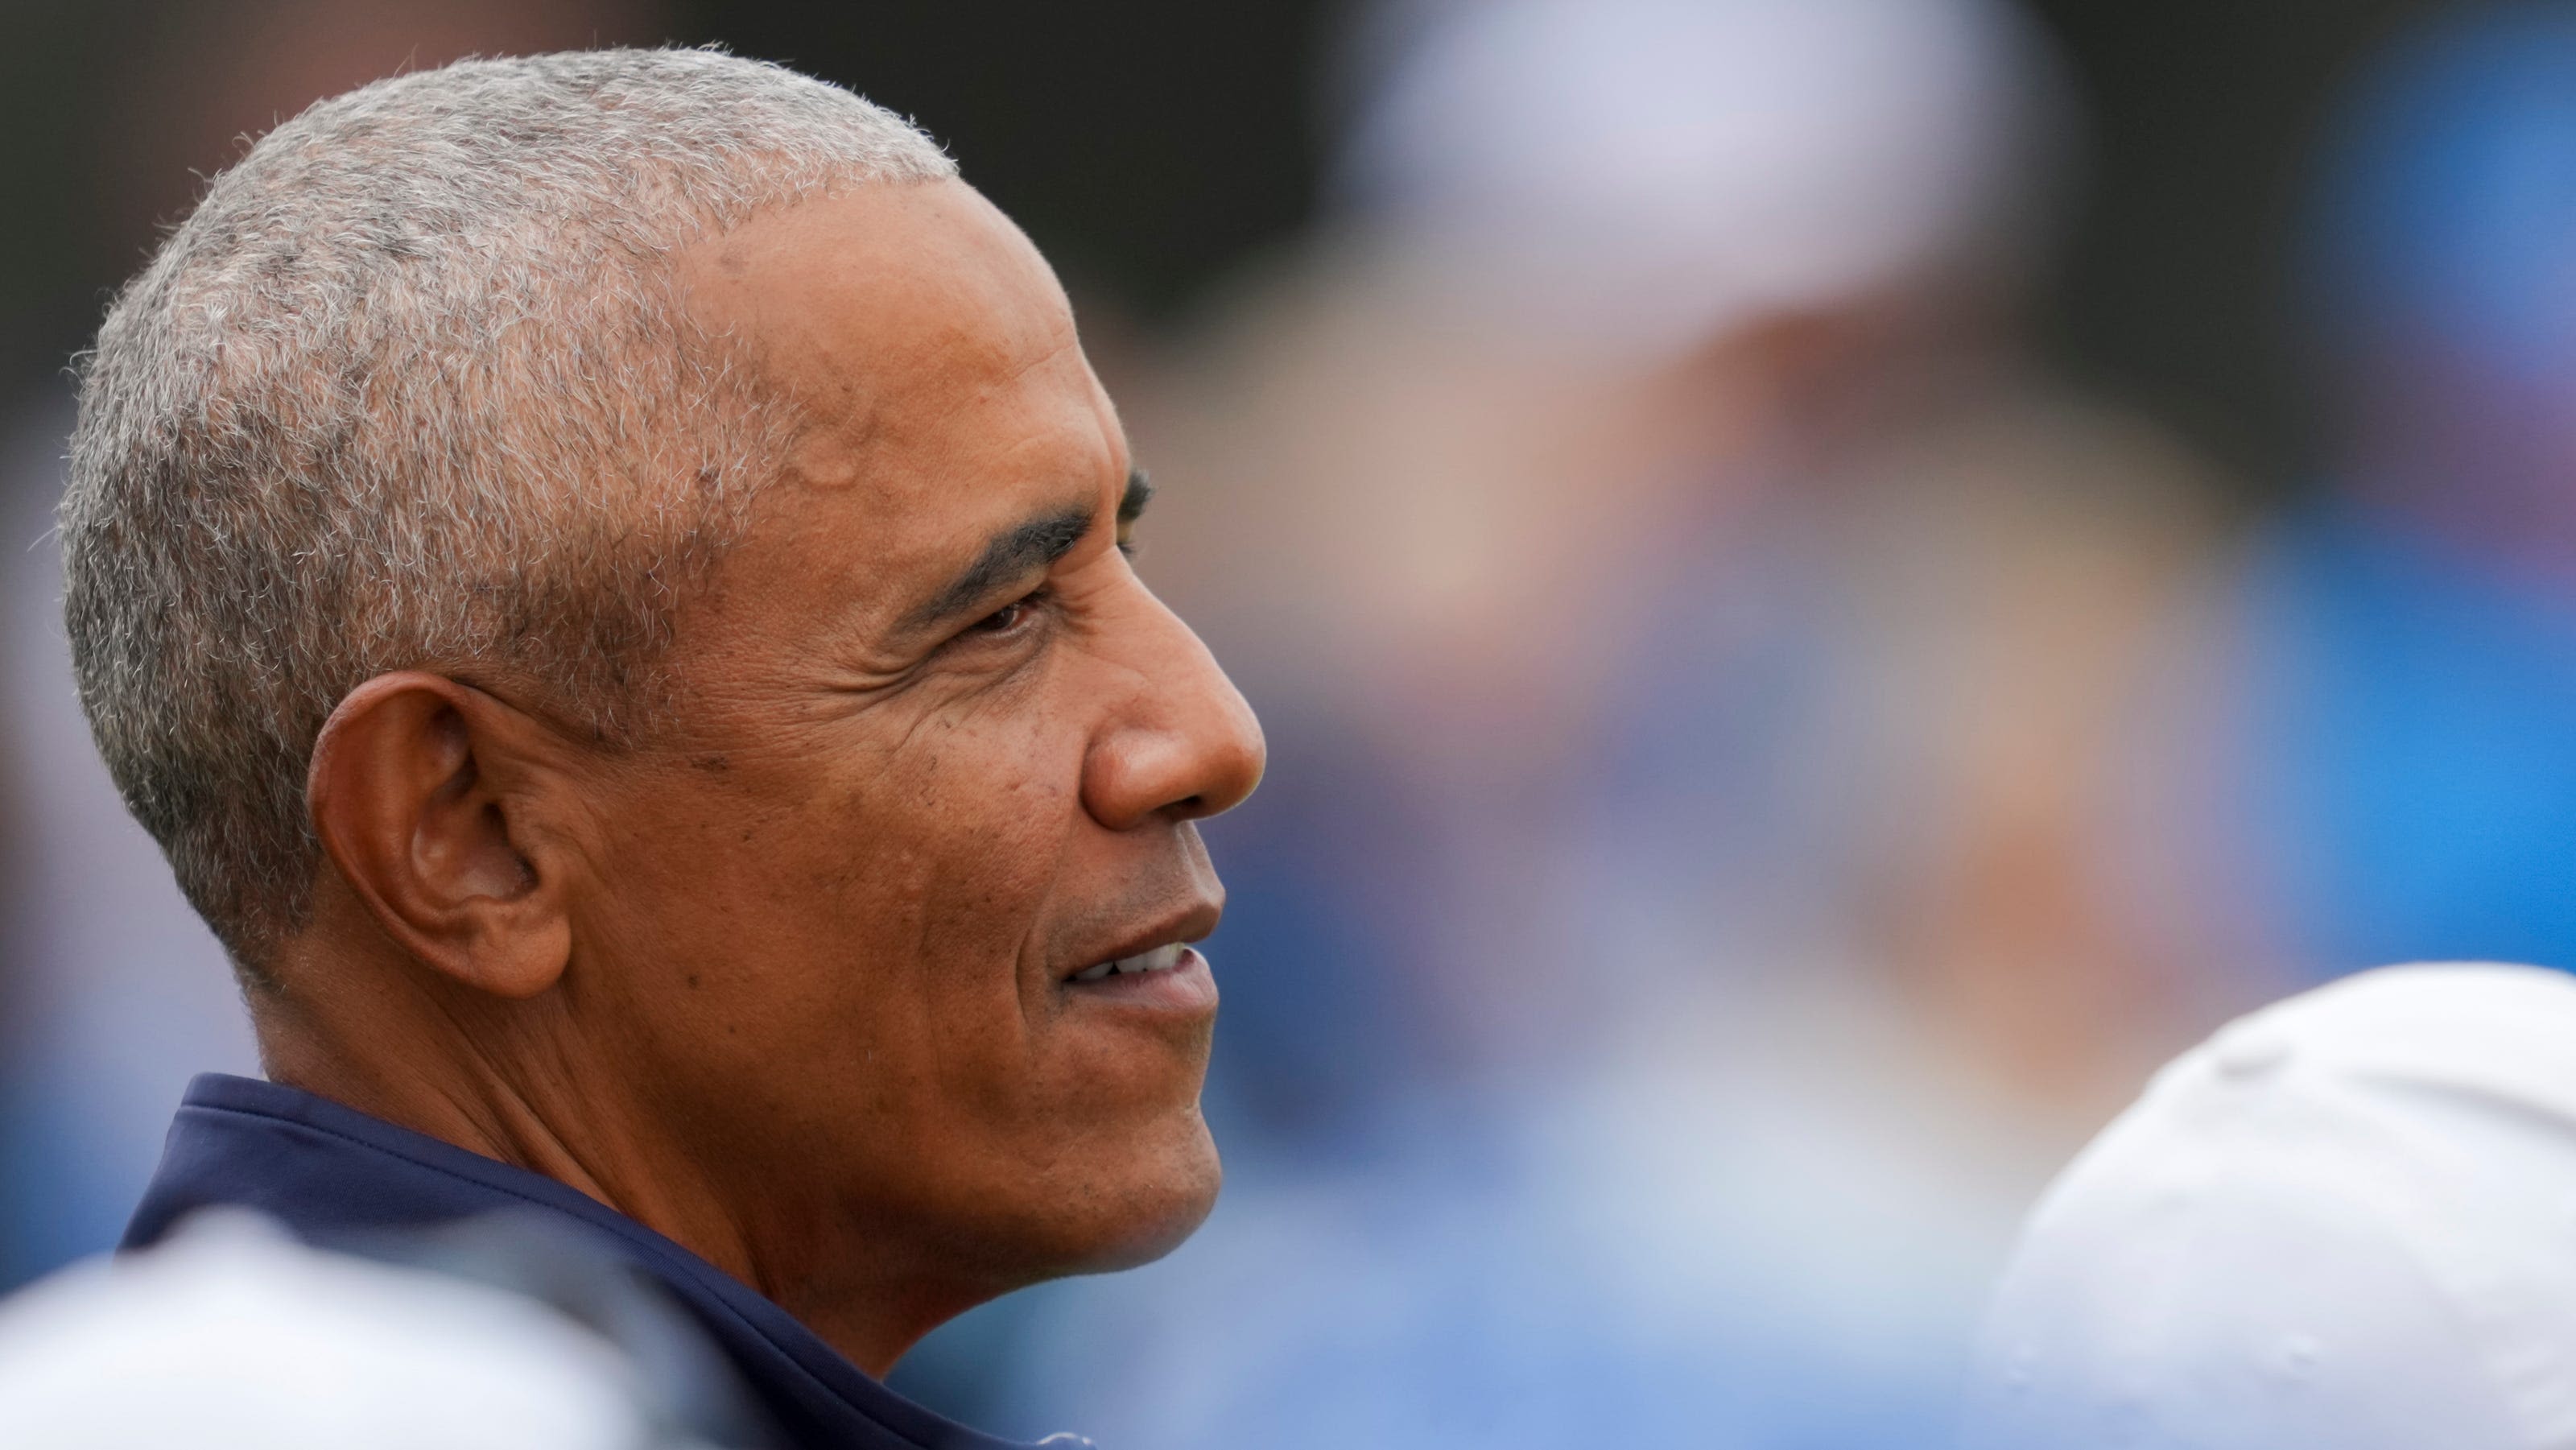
[1158,791,1214,823]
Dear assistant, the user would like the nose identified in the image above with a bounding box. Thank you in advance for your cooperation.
[1081,593,1265,832]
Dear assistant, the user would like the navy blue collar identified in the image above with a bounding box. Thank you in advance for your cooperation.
[126,1073,1084,1450]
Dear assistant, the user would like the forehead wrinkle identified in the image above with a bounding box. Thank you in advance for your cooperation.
[728,273,1088,500]
[874,322,1090,451]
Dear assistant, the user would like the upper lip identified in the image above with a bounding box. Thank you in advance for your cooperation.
[1059,898,1222,981]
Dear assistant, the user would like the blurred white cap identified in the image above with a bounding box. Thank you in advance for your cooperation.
[0,1211,685,1450]
[1334,0,2064,360]
[1963,963,2576,1450]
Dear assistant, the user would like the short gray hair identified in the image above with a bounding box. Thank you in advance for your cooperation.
[62,48,957,973]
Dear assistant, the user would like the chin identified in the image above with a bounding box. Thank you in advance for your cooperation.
[1048,1111,1224,1277]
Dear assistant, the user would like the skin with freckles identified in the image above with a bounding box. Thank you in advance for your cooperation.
[259,178,1267,1378]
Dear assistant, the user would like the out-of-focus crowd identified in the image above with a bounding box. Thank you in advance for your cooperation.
[11,0,2576,1445]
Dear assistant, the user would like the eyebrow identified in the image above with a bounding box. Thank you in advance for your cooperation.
[898,468,1152,634]
[1119,468,1153,527]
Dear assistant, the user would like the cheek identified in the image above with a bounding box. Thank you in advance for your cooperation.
[601,706,1088,1101]
[579,684,1220,1264]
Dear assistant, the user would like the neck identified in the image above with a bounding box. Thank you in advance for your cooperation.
[254,902,964,1376]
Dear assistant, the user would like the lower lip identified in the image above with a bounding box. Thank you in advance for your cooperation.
[1061,947,1216,1016]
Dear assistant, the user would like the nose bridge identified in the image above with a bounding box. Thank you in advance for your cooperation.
[1084,580,1265,828]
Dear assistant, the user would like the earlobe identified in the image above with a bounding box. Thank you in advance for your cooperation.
[307,672,576,1000]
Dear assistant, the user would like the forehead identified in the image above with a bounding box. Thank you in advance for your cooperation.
[678,179,1118,562]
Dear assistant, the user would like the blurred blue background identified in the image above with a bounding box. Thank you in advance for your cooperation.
[7,1,2576,1445]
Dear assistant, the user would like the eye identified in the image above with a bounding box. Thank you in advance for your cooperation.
[968,589,1044,636]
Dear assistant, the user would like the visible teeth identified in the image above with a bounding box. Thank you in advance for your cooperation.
[1073,943,1189,983]
[1120,943,1187,974]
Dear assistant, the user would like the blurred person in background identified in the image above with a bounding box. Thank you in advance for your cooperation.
[0,1209,774,1449]
[0,0,667,1290]
[945,1,2252,1444]
[1959,13,2576,1444]
[1963,963,2576,1450]
[2135,0,2576,986]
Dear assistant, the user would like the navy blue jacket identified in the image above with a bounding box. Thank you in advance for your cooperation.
[126,1073,1088,1450]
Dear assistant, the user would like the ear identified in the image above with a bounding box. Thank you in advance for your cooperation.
[306,671,577,1000]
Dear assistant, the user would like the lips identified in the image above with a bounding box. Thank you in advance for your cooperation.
[1059,899,1222,988]
[1068,941,1191,983]
[1058,944,1215,1020]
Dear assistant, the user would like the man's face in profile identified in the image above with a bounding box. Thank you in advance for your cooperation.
[557,180,1264,1317]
